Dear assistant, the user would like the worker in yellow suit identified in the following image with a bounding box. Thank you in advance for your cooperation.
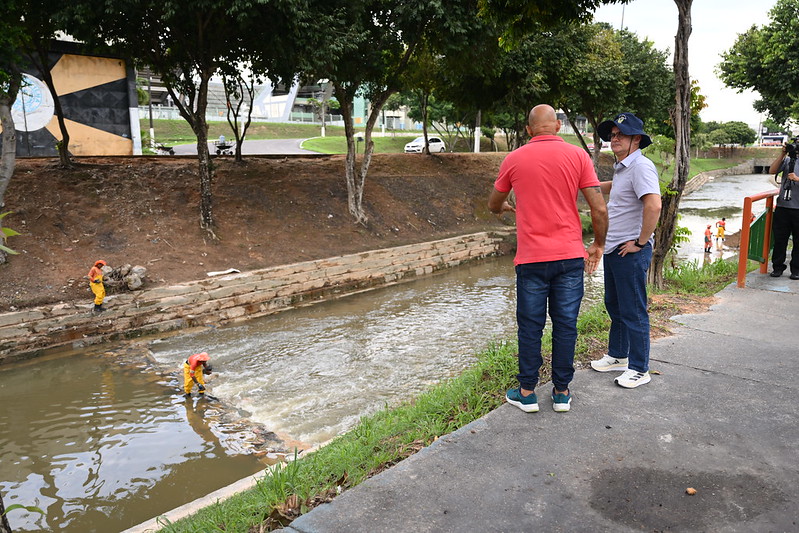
[87,260,107,313]
[183,352,213,397]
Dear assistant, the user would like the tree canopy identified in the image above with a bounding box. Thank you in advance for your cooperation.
[718,0,799,124]
[65,0,312,234]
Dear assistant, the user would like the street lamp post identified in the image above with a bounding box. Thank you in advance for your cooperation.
[148,76,155,148]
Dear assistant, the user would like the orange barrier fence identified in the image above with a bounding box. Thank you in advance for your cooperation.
[737,189,779,288]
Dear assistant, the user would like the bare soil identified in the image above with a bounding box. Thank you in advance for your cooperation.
[1,153,515,311]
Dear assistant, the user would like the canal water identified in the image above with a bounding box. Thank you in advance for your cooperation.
[676,172,775,263]
[0,349,265,532]
[0,170,775,532]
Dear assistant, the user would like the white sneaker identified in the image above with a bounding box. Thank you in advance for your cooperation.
[590,354,629,372]
[614,369,651,389]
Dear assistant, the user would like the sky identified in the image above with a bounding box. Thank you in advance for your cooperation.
[593,0,779,132]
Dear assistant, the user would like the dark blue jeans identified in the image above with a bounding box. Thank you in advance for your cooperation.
[515,258,584,391]
[603,244,652,373]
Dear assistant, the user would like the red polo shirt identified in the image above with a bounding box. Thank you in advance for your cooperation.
[495,136,599,265]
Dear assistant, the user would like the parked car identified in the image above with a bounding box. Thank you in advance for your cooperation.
[586,140,611,150]
[404,136,446,153]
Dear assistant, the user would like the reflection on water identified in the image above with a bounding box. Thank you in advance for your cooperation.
[149,255,604,446]
[0,353,263,532]
[677,173,775,264]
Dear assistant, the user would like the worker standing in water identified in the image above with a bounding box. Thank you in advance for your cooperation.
[87,260,107,313]
[183,352,213,398]
[715,217,726,249]
[704,225,713,254]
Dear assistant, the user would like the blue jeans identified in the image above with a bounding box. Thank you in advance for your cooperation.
[603,244,652,372]
[515,258,584,391]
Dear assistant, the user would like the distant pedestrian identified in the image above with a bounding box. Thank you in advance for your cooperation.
[704,225,713,253]
[87,260,107,313]
[489,104,608,413]
[183,352,213,397]
[589,112,661,389]
[767,147,799,279]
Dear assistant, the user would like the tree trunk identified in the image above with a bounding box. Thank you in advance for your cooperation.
[359,91,391,209]
[0,76,20,204]
[421,91,430,154]
[650,0,693,287]
[0,74,21,266]
[566,113,591,155]
[335,83,365,223]
[31,46,72,168]
[224,74,254,163]
[194,75,215,236]
[171,74,216,236]
[474,109,481,153]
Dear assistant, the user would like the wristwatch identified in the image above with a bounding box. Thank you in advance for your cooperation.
[633,240,645,248]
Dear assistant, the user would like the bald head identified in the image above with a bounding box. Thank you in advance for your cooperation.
[527,105,561,137]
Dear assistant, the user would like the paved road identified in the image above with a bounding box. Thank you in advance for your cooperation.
[171,138,318,155]
[279,271,799,532]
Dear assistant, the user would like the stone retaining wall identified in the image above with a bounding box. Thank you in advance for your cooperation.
[0,230,515,365]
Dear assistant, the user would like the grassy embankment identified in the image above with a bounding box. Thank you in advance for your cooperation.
[158,256,745,532]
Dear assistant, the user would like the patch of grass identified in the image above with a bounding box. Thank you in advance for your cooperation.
[688,158,743,178]
[662,257,742,295]
[302,135,417,154]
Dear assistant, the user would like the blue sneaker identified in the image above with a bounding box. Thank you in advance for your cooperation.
[506,387,539,413]
[551,388,572,412]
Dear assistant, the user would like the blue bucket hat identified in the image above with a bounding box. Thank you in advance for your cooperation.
[597,112,652,149]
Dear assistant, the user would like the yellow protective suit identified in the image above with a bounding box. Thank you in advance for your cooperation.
[183,362,206,394]
[90,275,105,305]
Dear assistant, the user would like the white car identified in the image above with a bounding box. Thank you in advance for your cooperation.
[404,136,446,153]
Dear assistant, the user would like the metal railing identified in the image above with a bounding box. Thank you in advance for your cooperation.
[737,189,779,287]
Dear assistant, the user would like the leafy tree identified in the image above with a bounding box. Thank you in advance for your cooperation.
[307,0,502,223]
[305,0,427,223]
[221,66,258,162]
[650,0,693,288]
[67,0,306,237]
[761,118,785,134]
[10,1,76,168]
[0,0,26,265]
[479,0,629,40]
[718,0,799,124]
[689,80,708,134]
[721,121,757,145]
[708,128,732,146]
[691,132,713,157]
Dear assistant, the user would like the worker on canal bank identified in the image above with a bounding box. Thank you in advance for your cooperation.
[704,225,713,253]
[183,352,213,397]
[87,260,107,313]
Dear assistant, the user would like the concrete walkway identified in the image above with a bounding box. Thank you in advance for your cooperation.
[280,270,799,532]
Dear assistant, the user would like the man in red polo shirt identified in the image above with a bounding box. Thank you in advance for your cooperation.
[489,104,607,413]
